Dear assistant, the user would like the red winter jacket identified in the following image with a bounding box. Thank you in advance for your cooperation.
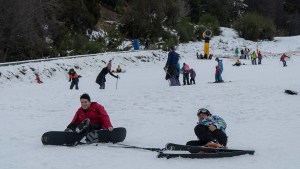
[69,102,112,129]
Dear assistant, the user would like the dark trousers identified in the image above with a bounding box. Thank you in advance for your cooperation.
[252,58,257,65]
[99,76,106,89]
[183,72,190,85]
[190,78,195,84]
[70,80,79,90]
[100,82,105,89]
[187,125,227,146]
[282,60,287,67]
[258,58,262,64]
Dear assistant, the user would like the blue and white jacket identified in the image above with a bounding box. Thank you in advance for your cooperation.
[198,115,227,133]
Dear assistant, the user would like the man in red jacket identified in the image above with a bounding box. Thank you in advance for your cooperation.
[65,93,113,132]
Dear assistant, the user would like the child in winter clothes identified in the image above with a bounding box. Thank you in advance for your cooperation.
[68,68,80,90]
[215,65,222,82]
[181,63,190,85]
[35,73,43,84]
[215,58,223,82]
[189,68,196,84]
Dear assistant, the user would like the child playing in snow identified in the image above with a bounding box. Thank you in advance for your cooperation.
[189,68,196,84]
[35,73,43,84]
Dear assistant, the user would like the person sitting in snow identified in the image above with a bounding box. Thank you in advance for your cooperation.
[68,68,81,90]
[115,65,122,73]
[65,93,114,134]
[186,108,227,148]
[232,59,241,66]
[35,73,43,84]
[96,60,119,89]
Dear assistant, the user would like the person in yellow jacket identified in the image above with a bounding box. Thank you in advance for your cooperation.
[232,59,241,66]
[251,51,257,65]
[116,65,122,73]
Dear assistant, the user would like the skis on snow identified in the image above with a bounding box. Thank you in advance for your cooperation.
[157,143,255,159]
[109,143,255,159]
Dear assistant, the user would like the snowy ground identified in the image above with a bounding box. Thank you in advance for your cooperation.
[1,28,300,169]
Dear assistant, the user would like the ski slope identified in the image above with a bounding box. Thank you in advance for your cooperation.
[1,28,300,169]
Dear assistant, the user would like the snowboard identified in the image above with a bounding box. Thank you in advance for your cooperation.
[41,131,84,146]
[208,81,231,83]
[86,127,127,143]
[285,89,298,95]
[41,127,126,146]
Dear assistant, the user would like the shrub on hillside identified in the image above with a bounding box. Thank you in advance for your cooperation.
[233,13,276,41]
[175,18,195,42]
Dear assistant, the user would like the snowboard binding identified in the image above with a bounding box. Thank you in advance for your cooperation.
[76,118,90,134]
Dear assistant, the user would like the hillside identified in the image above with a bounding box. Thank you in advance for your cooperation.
[1,28,300,169]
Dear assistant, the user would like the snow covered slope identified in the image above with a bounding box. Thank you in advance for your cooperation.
[1,28,300,169]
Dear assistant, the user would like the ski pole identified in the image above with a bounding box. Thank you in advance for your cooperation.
[112,143,164,152]
[116,77,118,90]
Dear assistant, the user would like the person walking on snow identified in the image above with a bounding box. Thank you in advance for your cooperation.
[280,53,289,67]
[181,63,190,85]
[164,46,180,86]
[96,60,119,89]
[68,68,81,90]
[186,108,227,148]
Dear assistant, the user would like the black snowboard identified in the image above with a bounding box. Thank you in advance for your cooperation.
[285,89,298,95]
[41,131,84,146]
[42,127,126,146]
[86,127,127,143]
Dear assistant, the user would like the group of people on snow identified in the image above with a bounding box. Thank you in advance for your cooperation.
[164,46,197,86]
[66,60,121,90]
[64,92,227,148]
[196,52,213,60]
[53,44,292,149]
[235,47,263,65]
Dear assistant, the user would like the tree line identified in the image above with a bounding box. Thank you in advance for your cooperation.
[0,0,299,62]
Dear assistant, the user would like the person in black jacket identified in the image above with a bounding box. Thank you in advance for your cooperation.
[96,60,119,89]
